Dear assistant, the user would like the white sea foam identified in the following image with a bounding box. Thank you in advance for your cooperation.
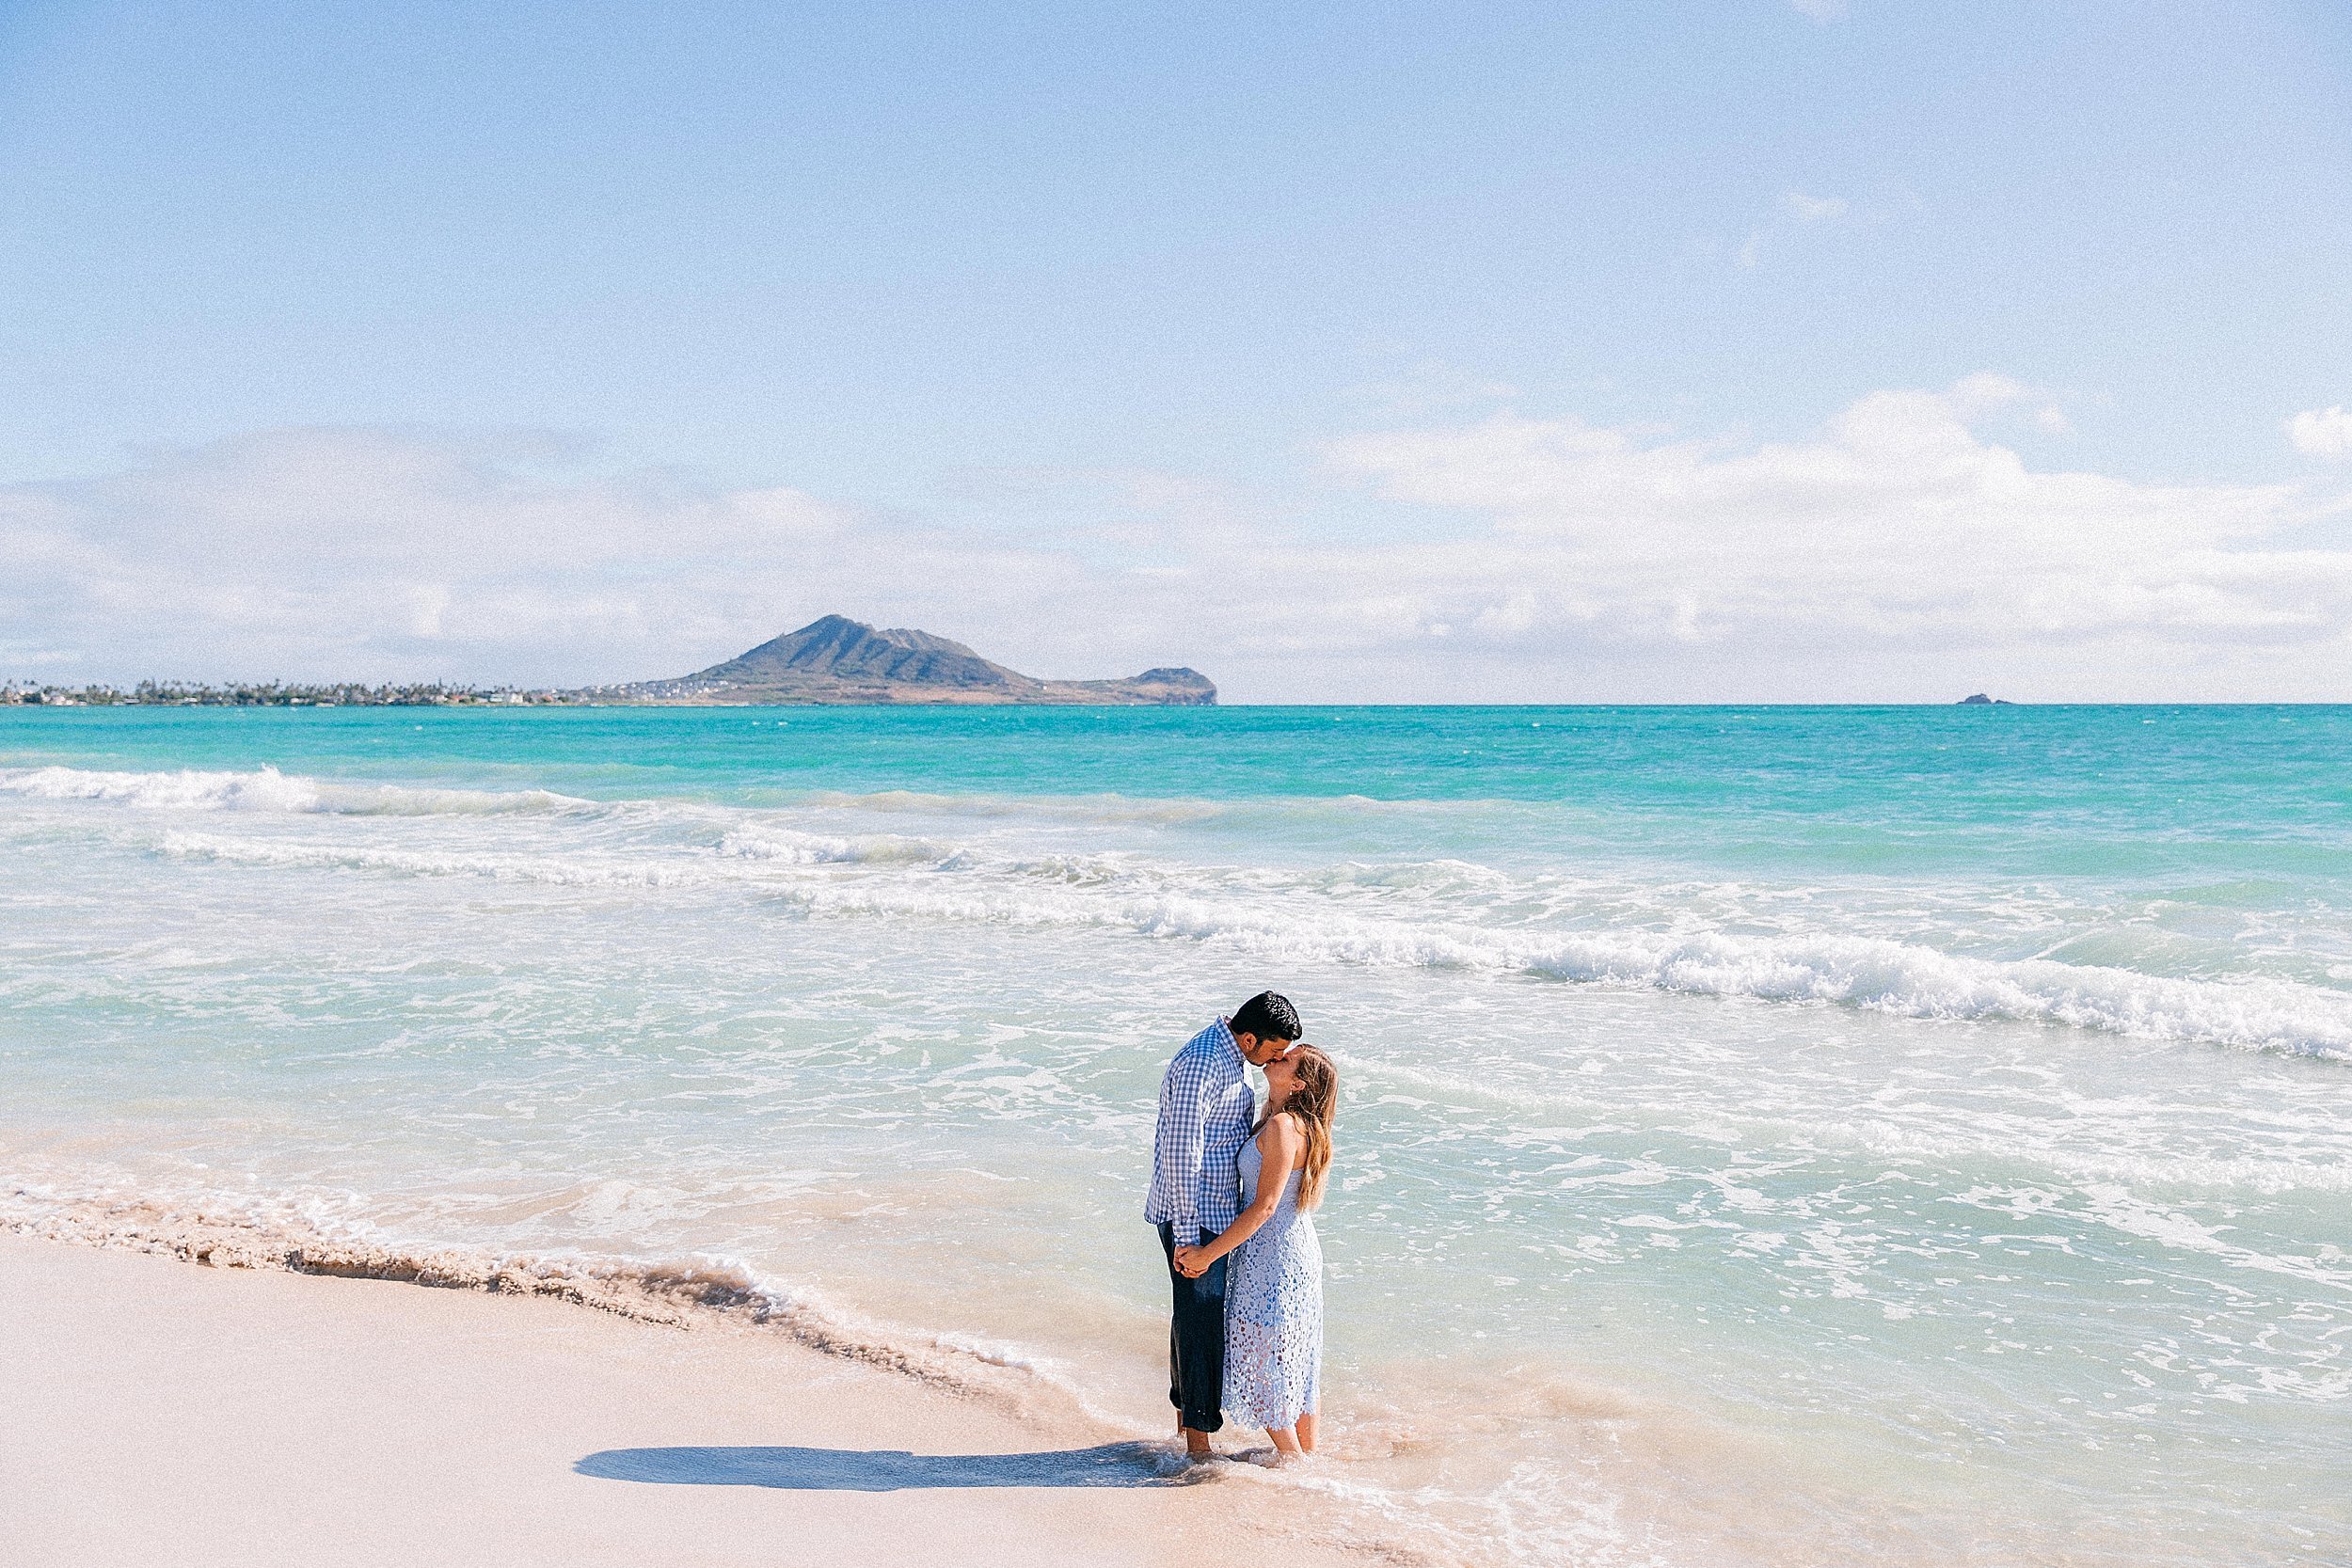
[20,763,2352,1059]
[0,765,595,817]
[158,832,720,887]
[1831,1122,2352,1196]
[136,820,2352,1059]
[334,784,599,816]
[2,763,326,812]
[714,828,952,865]
[783,882,2352,1060]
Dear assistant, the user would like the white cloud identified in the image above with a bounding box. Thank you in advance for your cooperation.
[0,428,1087,687]
[2289,405,2352,458]
[1944,372,2072,435]
[1789,0,1848,19]
[1316,377,2352,694]
[5,388,2350,702]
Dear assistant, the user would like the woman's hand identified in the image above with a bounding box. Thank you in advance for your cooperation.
[1172,1245,1212,1278]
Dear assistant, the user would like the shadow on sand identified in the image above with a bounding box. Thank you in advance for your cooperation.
[575,1440,1197,1491]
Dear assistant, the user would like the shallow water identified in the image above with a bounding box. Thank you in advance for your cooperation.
[3,705,2346,1564]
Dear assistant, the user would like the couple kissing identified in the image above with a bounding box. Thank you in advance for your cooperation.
[1145,991,1340,1465]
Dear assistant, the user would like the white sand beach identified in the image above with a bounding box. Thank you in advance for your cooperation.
[1,1235,1386,1568]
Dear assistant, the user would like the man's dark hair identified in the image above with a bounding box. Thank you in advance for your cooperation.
[1230,991,1301,1043]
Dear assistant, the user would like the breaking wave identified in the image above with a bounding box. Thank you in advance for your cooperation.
[715,828,954,865]
[0,765,596,818]
[785,884,2352,1060]
[16,762,2352,1060]
[142,826,2352,1060]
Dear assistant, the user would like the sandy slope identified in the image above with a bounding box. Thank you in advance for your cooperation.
[0,1236,1382,1568]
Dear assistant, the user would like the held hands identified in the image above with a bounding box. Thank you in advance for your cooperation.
[1172,1244,1214,1278]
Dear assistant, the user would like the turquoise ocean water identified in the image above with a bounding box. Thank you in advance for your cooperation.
[3,705,2346,1564]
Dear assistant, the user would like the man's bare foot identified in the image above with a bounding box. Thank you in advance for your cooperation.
[1181,1425,1216,1460]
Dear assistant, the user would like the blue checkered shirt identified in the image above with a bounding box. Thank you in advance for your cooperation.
[1145,1017,1255,1243]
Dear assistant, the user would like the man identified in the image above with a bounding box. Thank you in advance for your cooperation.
[1145,990,1301,1459]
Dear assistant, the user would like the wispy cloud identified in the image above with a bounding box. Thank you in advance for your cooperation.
[1736,188,1850,269]
[2289,405,2352,458]
[1782,190,1849,224]
[5,384,2347,700]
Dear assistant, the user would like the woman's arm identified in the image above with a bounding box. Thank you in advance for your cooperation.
[1175,1116,1301,1274]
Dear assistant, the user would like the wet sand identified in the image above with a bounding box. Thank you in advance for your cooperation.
[0,1234,1384,1568]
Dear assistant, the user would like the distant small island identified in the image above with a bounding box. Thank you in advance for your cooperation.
[1,615,1216,708]
[1957,693,2017,705]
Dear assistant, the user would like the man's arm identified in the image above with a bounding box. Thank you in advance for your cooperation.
[1155,1050,1212,1246]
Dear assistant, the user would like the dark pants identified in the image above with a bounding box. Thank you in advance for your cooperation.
[1158,1223,1228,1433]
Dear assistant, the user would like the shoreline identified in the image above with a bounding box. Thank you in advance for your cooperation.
[0,1188,1018,1386]
[0,1227,1410,1568]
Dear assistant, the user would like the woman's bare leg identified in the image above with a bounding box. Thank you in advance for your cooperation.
[1266,1425,1303,1458]
[1296,1412,1317,1454]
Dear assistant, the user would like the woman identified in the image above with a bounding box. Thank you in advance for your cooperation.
[1174,1044,1338,1462]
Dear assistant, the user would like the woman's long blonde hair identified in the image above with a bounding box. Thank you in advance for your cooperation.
[1276,1045,1339,1210]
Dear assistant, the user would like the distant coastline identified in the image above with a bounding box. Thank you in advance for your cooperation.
[2,679,546,708]
[3,614,1216,709]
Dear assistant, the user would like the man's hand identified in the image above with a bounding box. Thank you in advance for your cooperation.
[1172,1245,1211,1278]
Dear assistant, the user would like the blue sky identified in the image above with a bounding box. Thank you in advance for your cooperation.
[4,0,2350,699]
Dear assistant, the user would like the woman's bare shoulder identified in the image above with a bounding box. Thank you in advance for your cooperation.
[1262,1110,1307,1148]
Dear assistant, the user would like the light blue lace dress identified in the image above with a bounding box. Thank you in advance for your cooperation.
[1222,1122,1324,1431]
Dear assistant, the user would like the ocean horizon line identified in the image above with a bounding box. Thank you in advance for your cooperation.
[9,692,2352,709]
